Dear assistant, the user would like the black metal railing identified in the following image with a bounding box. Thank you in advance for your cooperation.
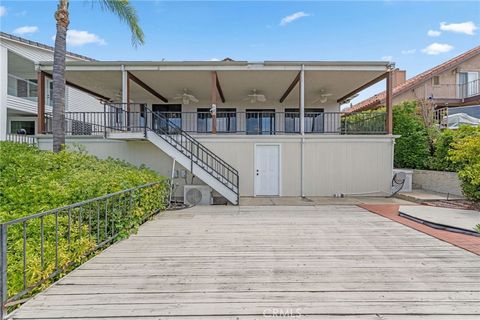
[43,105,387,136]
[109,109,386,135]
[146,108,240,200]
[0,182,166,318]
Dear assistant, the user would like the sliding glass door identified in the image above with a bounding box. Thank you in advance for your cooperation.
[246,110,275,135]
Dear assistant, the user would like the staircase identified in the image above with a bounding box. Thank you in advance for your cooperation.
[144,109,239,205]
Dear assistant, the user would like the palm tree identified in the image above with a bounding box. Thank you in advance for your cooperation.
[52,0,144,152]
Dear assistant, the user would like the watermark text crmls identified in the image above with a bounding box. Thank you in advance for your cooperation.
[263,308,302,318]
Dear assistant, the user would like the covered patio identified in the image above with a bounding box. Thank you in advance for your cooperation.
[36,60,395,136]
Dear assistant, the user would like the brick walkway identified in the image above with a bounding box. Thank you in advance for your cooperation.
[359,204,480,255]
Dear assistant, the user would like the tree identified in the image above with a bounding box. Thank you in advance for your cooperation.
[52,0,144,152]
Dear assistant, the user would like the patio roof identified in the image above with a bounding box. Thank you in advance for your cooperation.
[37,60,392,107]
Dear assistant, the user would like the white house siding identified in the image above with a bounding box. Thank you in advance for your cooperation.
[65,86,103,112]
[36,135,394,198]
[0,38,86,63]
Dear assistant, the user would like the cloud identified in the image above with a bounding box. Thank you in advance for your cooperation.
[280,11,310,26]
[13,26,39,35]
[53,30,106,46]
[427,30,441,37]
[381,55,393,61]
[421,43,454,55]
[440,21,477,35]
[0,6,6,17]
[401,49,416,54]
[209,58,220,61]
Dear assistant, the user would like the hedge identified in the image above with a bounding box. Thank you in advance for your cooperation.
[0,142,169,303]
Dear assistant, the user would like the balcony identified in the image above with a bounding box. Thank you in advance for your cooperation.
[7,73,52,106]
[43,105,387,136]
[429,79,479,101]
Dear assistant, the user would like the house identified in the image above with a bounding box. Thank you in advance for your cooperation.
[0,32,103,140]
[346,46,480,113]
[31,59,397,204]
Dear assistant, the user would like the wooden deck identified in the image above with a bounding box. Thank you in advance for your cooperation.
[12,205,480,319]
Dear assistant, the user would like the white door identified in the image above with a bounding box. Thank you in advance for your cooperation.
[255,145,280,196]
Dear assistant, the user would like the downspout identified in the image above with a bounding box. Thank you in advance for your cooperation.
[300,64,305,197]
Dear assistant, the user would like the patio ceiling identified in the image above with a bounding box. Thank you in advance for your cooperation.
[38,61,390,107]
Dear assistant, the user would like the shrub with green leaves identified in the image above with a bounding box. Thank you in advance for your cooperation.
[448,127,480,201]
[427,126,479,172]
[392,101,430,169]
[0,142,169,303]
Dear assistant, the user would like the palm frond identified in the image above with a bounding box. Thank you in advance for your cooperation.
[96,0,145,47]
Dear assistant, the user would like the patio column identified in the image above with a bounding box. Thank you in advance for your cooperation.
[37,70,46,134]
[0,46,7,140]
[299,65,305,135]
[211,71,217,134]
[386,69,393,134]
[121,65,128,107]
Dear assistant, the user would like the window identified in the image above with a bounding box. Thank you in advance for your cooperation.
[433,76,440,85]
[197,108,236,133]
[246,109,275,135]
[285,108,324,133]
[10,120,35,135]
[152,104,182,133]
[459,72,479,97]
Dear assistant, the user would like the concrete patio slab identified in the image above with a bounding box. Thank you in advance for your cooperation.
[11,205,480,319]
[398,189,465,203]
[399,205,480,234]
[241,196,415,206]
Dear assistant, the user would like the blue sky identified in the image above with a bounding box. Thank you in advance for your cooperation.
[1,1,479,104]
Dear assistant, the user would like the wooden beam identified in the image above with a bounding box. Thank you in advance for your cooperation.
[43,73,110,101]
[215,72,226,103]
[127,71,168,103]
[386,70,393,134]
[37,71,46,134]
[279,72,300,103]
[336,72,388,104]
[211,71,217,134]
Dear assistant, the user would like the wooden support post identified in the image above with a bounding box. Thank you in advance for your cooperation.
[386,70,393,134]
[37,71,46,134]
[211,71,217,134]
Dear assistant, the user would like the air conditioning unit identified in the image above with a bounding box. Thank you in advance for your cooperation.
[393,169,413,192]
[184,185,212,206]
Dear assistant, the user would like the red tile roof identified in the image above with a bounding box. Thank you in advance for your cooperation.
[346,46,480,113]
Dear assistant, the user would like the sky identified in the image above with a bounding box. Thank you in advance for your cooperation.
[0,0,479,104]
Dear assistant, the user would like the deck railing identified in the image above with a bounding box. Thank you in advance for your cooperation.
[430,79,480,100]
[0,182,166,319]
[5,134,36,146]
[44,104,386,136]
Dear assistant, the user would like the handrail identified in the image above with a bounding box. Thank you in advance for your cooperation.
[145,108,239,200]
[0,182,166,318]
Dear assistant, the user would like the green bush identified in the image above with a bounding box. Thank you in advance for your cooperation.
[427,126,479,172]
[392,101,430,169]
[448,127,480,201]
[0,142,169,302]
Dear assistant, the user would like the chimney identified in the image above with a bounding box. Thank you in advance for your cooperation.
[393,69,406,87]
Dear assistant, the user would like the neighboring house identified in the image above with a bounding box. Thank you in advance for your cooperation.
[346,46,480,113]
[33,59,397,204]
[0,32,103,140]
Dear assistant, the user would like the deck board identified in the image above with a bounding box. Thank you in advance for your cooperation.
[11,205,480,319]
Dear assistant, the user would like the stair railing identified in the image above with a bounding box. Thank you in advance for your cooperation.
[144,108,239,203]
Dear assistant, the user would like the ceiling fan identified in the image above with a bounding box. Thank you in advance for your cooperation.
[174,89,199,105]
[244,89,267,103]
[312,90,333,104]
